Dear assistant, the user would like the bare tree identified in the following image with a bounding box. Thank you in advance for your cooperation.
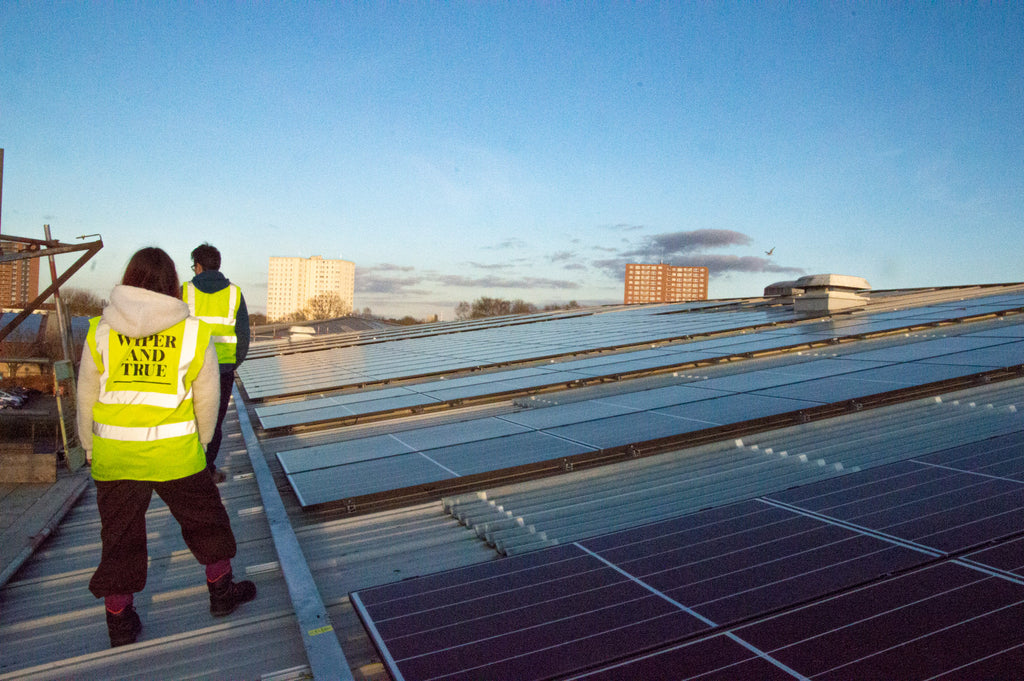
[302,292,350,321]
[456,297,581,319]
[510,299,537,315]
[60,288,107,317]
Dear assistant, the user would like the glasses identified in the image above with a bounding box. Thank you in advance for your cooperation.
[191,264,198,272]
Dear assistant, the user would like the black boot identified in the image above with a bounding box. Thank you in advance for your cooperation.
[106,606,142,647]
[208,572,256,617]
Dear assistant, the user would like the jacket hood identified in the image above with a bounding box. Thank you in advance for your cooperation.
[189,270,231,294]
[102,285,190,338]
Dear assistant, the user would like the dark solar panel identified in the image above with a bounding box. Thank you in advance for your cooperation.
[914,429,1024,482]
[733,562,1024,681]
[966,536,1024,577]
[288,454,457,506]
[352,430,1024,681]
[596,384,732,411]
[842,335,1001,362]
[543,410,718,449]
[351,500,933,681]
[564,635,801,681]
[278,434,413,474]
[767,458,1024,554]
[920,340,1024,368]
[498,400,636,430]
[652,393,820,426]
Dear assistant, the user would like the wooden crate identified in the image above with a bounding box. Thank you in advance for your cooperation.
[0,443,57,483]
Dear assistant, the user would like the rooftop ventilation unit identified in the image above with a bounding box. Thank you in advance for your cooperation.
[791,274,870,315]
[763,280,805,302]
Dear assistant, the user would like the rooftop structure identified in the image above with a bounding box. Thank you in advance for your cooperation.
[3,279,1024,680]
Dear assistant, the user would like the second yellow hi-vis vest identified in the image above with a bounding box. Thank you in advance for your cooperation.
[85,316,211,482]
[182,282,241,364]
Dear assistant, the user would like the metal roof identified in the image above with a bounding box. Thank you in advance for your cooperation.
[2,283,1024,680]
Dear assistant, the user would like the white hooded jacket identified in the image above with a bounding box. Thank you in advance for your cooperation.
[76,284,220,458]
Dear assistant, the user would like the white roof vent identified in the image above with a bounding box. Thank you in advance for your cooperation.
[793,274,870,314]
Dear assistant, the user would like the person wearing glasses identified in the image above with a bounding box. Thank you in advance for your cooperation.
[182,243,250,483]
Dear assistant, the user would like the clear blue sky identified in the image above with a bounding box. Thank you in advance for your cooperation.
[2,2,1021,319]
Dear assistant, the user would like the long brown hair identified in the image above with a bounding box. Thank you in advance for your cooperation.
[121,247,180,297]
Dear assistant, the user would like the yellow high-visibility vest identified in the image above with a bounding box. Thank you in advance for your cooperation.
[85,316,211,481]
[182,282,241,364]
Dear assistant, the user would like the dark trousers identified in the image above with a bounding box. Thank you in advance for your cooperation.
[89,469,238,597]
[206,370,235,469]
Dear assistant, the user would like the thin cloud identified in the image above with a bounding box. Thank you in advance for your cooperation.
[484,238,527,250]
[356,264,428,294]
[683,254,804,275]
[593,254,803,281]
[358,263,417,274]
[623,229,752,259]
[437,274,580,290]
[466,261,515,270]
[356,275,429,294]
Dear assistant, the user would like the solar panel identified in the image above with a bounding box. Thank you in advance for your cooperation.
[966,322,1024,339]
[352,432,1024,681]
[913,428,1024,481]
[351,499,934,681]
[966,536,1024,577]
[920,340,1024,368]
[842,335,1001,362]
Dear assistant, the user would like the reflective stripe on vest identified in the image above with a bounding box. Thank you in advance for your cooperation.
[93,420,197,441]
[183,282,240,363]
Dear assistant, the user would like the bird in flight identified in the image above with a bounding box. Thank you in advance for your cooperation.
[765,246,775,256]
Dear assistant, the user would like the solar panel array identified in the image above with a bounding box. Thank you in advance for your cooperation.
[277,318,1024,508]
[351,429,1024,680]
[240,303,804,400]
[251,294,1024,430]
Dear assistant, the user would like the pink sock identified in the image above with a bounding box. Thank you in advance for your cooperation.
[206,558,232,583]
[105,593,133,614]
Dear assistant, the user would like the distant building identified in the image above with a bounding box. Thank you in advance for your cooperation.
[267,255,355,322]
[0,241,40,308]
[624,263,708,304]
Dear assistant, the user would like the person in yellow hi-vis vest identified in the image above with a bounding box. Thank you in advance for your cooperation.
[182,242,249,483]
[77,247,256,648]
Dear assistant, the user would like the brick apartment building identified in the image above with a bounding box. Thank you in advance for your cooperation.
[624,263,708,304]
[0,241,40,308]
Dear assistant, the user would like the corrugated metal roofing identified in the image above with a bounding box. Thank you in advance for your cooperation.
[3,282,1024,680]
[0,417,310,681]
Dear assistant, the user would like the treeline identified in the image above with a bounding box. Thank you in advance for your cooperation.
[454,297,580,320]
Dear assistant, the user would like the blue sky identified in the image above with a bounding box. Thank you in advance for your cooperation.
[2,2,1021,320]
